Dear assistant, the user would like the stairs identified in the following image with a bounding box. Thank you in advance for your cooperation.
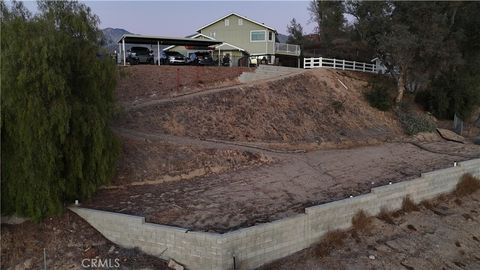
[238,65,304,83]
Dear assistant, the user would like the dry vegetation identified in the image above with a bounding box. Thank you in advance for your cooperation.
[454,173,480,197]
[117,69,403,144]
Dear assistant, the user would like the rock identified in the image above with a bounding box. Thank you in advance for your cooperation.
[369,255,376,260]
[436,128,466,144]
[167,259,184,270]
[108,245,115,254]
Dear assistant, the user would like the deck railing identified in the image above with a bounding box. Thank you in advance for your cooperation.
[275,43,301,56]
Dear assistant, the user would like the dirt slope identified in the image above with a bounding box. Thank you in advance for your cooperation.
[117,68,403,144]
[116,65,253,104]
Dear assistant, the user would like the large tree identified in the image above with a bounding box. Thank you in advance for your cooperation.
[349,1,463,104]
[308,0,346,45]
[1,1,119,220]
[287,18,305,45]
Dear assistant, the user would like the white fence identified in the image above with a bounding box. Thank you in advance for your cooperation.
[304,57,377,73]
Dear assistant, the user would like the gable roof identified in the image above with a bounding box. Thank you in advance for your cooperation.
[163,33,217,51]
[196,13,277,33]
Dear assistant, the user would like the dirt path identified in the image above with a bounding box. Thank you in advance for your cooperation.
[114,127,305,156]
[84,141,480,233]
[123,69,307,111]
[259,191,480,270]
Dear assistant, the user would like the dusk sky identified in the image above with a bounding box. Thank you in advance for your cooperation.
[21,1,316,36]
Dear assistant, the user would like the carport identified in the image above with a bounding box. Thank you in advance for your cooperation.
[118,34,222,66]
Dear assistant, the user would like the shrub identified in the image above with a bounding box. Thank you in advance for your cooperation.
[396,104,436,135]
[313,229,348,257]
[454,173,480,197]
[401,196,419,213]
[377,207,395,225]
[331,100,345,113]
[365,78,395,111]
[1,2,119,220]
[351,210,374,234]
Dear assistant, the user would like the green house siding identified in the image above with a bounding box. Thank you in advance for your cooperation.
[199,14,275,55]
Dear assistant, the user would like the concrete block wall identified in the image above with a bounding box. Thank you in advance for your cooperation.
[71,158,480,270]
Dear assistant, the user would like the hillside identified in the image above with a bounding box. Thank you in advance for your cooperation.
[116,68,403,145]
[101,27,132,52]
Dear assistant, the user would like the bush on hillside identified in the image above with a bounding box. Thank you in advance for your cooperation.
[396,103,436,135]
[1,1,119,220]
[364,78,395,111]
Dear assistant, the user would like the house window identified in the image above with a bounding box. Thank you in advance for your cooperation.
[250,30,266,42]
[225,19,229,26]
[238,18,243,26]
[209,32,216,38]
[269,31,273,41]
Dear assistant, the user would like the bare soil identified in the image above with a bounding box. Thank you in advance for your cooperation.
[116,69,403,144]
[1,211,168,270]
[116,65,253,105]
[110,132,271,186]
[258,190,480,270]
[83,141,480,233]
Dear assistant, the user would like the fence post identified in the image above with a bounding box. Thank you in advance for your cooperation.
[320,57,323,67]
[353,61,356,71]
[363,63,365,72]
[342,59,345,70]
[333,58,336,69]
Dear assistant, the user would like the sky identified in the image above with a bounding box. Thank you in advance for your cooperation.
[21,1,316,36]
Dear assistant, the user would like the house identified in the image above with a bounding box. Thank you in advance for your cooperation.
[165,13,301,67]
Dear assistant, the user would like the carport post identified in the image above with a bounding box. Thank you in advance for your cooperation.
[218,48,221,66]
[122,37,126,66]
[118,43,121,65]
[157,41,160,66]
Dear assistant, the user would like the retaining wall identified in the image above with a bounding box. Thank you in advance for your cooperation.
[70,158,480,270]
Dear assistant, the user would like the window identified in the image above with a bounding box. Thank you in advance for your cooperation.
[238,18,243,26]
[250,30,266,42]
[225,19,229,26]
[269,31,273,41]
[210,32,216,38]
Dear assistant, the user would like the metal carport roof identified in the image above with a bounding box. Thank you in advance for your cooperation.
[117,34,223,66]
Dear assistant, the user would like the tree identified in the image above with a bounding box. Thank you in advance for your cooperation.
[349,1,463,104]
[308,0,346,45]
[1,0,119,220]
[287,18,304,45]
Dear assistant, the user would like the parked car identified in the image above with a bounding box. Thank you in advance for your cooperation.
[164,51,187,64]
[188,52,215,66]
[127,47,154,65]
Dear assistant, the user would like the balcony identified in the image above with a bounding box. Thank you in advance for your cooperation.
[275,42,301,56]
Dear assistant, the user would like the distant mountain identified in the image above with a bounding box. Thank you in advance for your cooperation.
[276,33,289,44]
[101,28,132,52]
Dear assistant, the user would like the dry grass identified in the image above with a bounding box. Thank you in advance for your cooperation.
[401,196,419,213]
[377,207,395,225]
[351,210,374,234]
[454,173,480,197]
[313,229,348,257]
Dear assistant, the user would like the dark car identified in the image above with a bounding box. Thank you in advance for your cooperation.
[188,52,216,66]
[164,51,187,65]
[127,46,154,65]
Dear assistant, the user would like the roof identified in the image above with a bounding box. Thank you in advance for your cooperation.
[214,42,245,51]
[163,33,217,51]
[196,13,277,33]
[117,34,222,47]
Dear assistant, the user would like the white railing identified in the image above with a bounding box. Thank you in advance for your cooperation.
[275,42,301,56]
[304,57,377,73]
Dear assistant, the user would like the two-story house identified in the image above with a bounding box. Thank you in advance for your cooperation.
[165,13,301,67]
